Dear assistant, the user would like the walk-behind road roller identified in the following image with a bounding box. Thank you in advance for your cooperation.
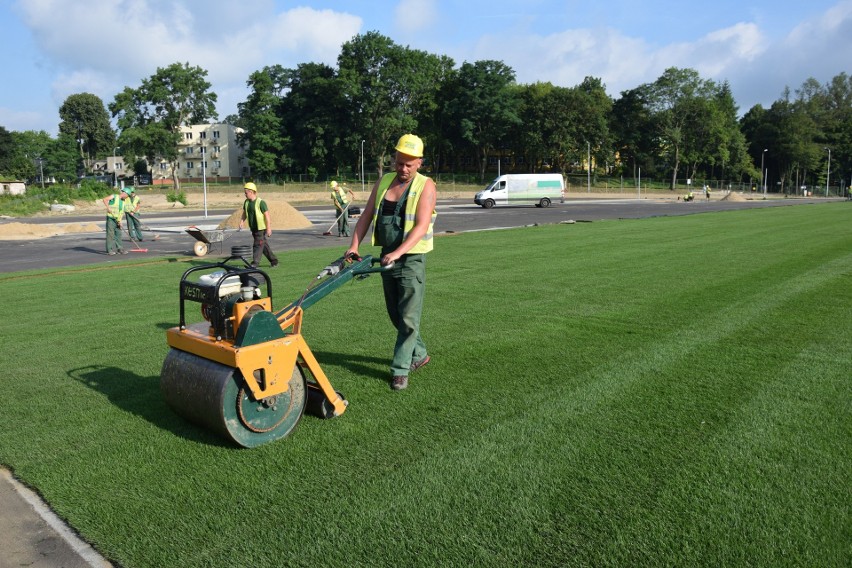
[160,249,387,447]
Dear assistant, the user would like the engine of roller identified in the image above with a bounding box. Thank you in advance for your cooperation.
[160,248,386,447]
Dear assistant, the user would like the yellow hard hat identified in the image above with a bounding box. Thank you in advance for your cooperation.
[394,134,424,158]
[330,181,338,188]
[244,182,257,192]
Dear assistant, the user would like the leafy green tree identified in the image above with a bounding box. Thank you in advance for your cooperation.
[443,60,520,182]
[58,93,115,174]
[337,32,448,176]
[109,62,217,189]
[239,65,289,181]
[6,130,52,182]
[570,77,613,180]
[510,82,555,172]
[0,125,14,176]
[47,133,82,183]
[278,62,342,179]
[611,87,657,183]
[639,68,723,188]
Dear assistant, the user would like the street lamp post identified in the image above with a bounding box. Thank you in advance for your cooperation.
[36,158,45,189]
[587,141,591,193]
[360,139,365,193]
[825,147,831,197]
[113,147,120,188]
[201,153,208,218]
[760,148,767,196]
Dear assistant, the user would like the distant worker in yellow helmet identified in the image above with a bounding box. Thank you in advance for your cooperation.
[238,182,279,268]
[330,180,355,237]
[345,134,437,390]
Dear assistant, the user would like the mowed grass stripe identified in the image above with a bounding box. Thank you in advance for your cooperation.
[302,229,850,566]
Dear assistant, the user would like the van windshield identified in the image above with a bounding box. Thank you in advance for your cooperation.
[486,179,505,192]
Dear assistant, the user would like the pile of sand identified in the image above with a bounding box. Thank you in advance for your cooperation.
[721,192,748,202]
[217,199,313,230]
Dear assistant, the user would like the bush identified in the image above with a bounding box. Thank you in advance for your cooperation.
[166,190,188,206]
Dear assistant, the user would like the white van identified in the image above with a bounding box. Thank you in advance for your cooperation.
[474,173,565,208]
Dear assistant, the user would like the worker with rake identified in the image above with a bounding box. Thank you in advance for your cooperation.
[102,187,129,255]
[345,134,437,391]
[330,181,355,237]
[123,187,144,241]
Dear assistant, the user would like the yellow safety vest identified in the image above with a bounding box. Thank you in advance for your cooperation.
[124,195,140,213]
[107,194,125,221]
[371,172,436,254]
[332,186,349,209]
[243,198,267,231]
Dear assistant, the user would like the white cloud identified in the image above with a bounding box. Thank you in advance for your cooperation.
[394,0,437,34]
[15,0,363,123]
[470,2,849,113]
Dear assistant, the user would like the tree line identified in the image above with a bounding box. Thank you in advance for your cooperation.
[1,31,849,194]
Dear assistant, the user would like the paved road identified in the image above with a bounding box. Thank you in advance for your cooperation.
[0,195,833,274]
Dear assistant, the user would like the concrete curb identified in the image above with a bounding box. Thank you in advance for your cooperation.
[0,468,112,567]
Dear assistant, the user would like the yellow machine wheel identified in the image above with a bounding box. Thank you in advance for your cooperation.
[160,349,307,447]
[193,241,209,256]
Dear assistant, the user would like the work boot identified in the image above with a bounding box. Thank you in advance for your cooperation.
[108,251,116,255]
[410,355,431,372]
[119,249,128,254]
[391,375,408,390]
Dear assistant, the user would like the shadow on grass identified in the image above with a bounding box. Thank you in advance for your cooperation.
[311,350,390,384]
[67,364,230,448]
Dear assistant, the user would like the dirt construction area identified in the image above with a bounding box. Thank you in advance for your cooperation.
[0,192,334,240]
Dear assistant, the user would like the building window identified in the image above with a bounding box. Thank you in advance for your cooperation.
[213,130,220,139]
[200,131,207,139]
[185,132,193,140]
[159,163,168,170]
[186,162,194,169]
[213,145,221,153]
[115,163,123,170]
[200,146,206,154]
[213,160,222,168]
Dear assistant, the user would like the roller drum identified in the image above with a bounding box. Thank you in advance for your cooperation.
[160,348,307,447]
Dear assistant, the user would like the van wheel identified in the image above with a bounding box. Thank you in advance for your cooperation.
[540,198,551,208]
[483,199,495,209]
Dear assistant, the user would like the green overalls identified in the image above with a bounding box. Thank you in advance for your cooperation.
[374,181,429,377]
[332,186,350,236]
[124,194,143,240]
[105,194,125,254]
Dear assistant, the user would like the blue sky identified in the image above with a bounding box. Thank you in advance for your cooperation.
[1,0,850,135]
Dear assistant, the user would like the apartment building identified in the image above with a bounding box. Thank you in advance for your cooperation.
[155,123,247,182]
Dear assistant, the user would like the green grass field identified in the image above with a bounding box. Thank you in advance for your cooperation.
[1,204,849,567]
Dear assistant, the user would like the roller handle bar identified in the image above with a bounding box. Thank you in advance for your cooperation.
[276,254,392,317]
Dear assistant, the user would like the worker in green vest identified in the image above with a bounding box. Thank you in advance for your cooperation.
[123,187,143,241]
[330,181,355,237]
[238,182,279,268]
[345,134,437,390]
[102,187,129,255]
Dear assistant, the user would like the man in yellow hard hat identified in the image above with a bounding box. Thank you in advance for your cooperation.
[345,134,437,390]
[239,182,279,268]
[330,180,355,237]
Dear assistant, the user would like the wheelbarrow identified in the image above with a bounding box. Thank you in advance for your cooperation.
[185,226,239,257]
